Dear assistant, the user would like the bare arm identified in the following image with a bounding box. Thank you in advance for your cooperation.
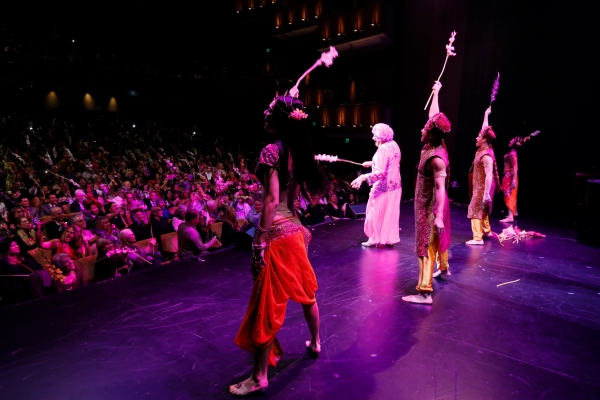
[482,155,493,202]
[428,81,442,118]
[431,157,447,235]
[39,238,59,250]
[255,168,279,246]
[251,168,279,277]
[482,107,491,129]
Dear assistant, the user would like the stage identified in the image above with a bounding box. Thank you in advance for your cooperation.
[1,202,599,400]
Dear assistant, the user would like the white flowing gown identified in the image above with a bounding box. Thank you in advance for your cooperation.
[363,140,402,245]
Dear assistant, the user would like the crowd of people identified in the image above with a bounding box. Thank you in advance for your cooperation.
[0,111,359,307]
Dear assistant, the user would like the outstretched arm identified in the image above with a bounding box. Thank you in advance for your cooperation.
[431,157,447,235]
[482,107,491,129]
[428,81,442,118]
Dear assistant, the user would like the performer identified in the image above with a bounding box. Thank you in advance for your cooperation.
[229,94,327,396]
[351,123,401,247]
[500,132,537,222]
[402,81,451,305]
[466,107,501,245]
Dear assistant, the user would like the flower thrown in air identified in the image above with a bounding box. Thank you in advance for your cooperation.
[446,31,457,56]
[319,46,339,67]
[314,154,339,162]
[289,109,309,120]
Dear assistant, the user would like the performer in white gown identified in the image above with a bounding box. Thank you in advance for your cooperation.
[351,123,402,247]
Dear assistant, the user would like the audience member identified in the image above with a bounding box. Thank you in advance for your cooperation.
[177,210,218,260]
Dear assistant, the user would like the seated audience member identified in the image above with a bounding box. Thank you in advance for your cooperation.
[150,206,173,250]
[69,189,87,213]
[18,196,38,220]
[43,207,68,240]
[7,207,25,231]
[177,210,219,260]
[94,239,127,282]
[106,200,128,229]
[158,199,172,219]
[172,204,187,232]
[220,206,238,247]
[0,221,9,242]
[197,215,211,243]
[293,198,309,226]
[235,197,251,221]
[128,208,151,241]
[341,192,357,217]
[144,191,161,209]
[0,239,47,306]
[55,182,73,205]
[124,191,145,213]
[14,217,55,255]
[118,229,161,270]
[93,216,120,245]
[246,195,262,228]
[164,190,178,208]
[306,196,326,225]
[50,253,83,292]
[39,194,59,217]
[85,202,104,229]
[205,200,221,222]
[55,225,91,260]
[326,193,344,220]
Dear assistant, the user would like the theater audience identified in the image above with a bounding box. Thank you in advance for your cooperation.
[0,109,358,307]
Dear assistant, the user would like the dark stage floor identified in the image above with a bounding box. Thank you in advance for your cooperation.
[1,202,599,400]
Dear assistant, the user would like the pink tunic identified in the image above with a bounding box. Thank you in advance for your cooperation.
[363,140,402,245]
[467,147,500,219]
[414,145,451,257]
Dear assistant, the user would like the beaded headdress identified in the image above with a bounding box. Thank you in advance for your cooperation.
[424,112,451,134]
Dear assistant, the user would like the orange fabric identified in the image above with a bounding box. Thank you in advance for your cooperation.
[416,225,449,293]
[234,217,317,367]
[502,175,518,215]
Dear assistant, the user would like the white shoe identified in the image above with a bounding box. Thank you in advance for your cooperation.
[465,239,484,245]
[361,242,379,247]
[433,269,451,278]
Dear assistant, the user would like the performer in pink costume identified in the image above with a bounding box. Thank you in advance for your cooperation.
[351,123,402,247]
[402,81,451,305]
[466,107,501,245]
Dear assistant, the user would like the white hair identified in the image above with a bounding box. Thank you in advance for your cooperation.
[74,189,86,197]
[119,229,134,242]
[372,123,394,143]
